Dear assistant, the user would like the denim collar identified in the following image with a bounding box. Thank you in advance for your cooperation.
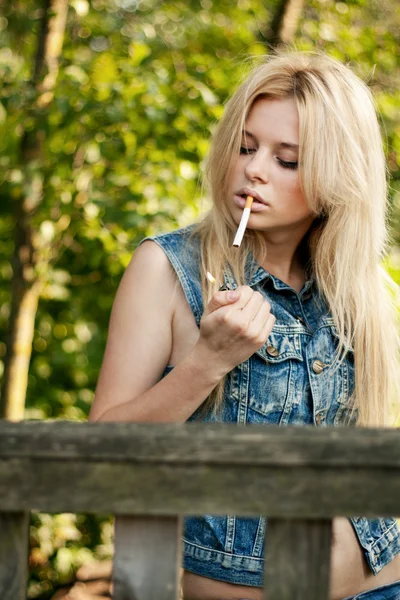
[223,254,315,298]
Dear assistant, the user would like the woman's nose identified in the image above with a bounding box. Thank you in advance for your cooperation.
[244,151,269,182]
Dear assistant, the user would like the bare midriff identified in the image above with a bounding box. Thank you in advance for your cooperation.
[181,518,400,600]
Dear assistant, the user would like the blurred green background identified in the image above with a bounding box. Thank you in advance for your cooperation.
[1,0,400,597]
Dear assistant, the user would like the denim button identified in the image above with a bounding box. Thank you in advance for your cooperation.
[312,359,325,374]
[266,345,279,357]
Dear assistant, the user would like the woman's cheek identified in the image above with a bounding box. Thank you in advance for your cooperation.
[287,173,302,195]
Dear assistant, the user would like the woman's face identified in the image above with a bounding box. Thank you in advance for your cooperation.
[227,96,315,239]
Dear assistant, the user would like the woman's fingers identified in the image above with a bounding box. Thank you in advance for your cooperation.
[205,285,255,318]
[244,294,275,344]
[197,285,275,373]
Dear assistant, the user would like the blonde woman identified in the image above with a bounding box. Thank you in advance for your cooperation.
[89,52,400,599]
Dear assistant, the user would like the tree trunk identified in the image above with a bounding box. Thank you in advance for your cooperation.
[261,0,305,48]
[0,206,41,421]
[0,0,69,421]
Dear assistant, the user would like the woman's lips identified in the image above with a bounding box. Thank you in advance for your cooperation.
[234,194,270,211]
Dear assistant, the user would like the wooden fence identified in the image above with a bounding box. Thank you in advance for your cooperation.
[0,420,399,600]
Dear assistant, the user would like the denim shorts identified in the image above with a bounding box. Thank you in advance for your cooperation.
[237,582,400,600]
[342,580,400,599]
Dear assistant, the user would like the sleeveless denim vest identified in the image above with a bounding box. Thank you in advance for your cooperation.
[138,225,400,587]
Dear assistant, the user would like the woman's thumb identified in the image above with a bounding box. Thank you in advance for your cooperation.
[204,290,239,317]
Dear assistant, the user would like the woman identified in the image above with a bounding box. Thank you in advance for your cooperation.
[89,52,400,599]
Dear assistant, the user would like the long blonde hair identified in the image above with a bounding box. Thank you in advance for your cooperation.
[188,51,400,427]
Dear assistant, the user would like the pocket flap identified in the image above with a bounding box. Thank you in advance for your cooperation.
[321,317,354,353]
[256,329,303,363]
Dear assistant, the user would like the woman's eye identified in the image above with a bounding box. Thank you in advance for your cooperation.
[277,157,298,170]
[240,146,255,155]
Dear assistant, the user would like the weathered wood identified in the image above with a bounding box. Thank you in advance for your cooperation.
[264,518,332,600]
[1,421,400,467]
[0,422,397,599]
[113,516,182,600]
[0,422,399,515]
[0,459,399,516]
[0,511,29,599]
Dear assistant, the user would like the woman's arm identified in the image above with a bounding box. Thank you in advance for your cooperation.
[89,240,275,423]
[89,241,227,423]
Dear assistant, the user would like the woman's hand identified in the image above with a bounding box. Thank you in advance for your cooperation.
[192,286,276,376]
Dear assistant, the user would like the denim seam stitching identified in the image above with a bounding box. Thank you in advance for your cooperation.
[182,538,263,562]
[370,522,400,552]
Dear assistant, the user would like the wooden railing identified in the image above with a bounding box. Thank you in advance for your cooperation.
[0,420,399,600]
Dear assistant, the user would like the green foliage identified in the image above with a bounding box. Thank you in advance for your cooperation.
[29,512,113,598]
[296,0,400,244]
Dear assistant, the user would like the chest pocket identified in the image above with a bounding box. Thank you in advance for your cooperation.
[327,325,357,425]
[314,318,357,425]
[247,329,304,424]
[256,328,303,363]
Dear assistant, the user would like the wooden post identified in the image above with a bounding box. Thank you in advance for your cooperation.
[0,512,30,599]
[264,518,332,600]
[113,515,182,600]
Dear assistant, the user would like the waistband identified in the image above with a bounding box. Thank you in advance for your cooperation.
[342,579,400,599]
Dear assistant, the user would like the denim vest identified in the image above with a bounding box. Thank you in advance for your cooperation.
[139,225,400,587]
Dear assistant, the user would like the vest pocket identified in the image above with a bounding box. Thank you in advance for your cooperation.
[255,329,303,364]
[328,326,357,425]
[248,331,303,423]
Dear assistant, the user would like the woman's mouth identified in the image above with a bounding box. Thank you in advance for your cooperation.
[234,194,269,211]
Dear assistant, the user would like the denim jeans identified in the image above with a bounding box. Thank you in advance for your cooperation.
[236,583,400,600]
[342,580,400,599]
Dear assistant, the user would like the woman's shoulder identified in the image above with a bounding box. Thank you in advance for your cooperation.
[137,223,202,276]
[138,223,199,248]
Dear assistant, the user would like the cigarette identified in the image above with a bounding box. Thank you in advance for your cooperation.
[233,195,253,247]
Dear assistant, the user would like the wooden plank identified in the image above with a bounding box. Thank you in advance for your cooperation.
[113,516,182,600]
[0,459,399,516]
[0,511,29,600]
[2,421,400,468]
[0,422,399,515]
[264,518,332,600]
